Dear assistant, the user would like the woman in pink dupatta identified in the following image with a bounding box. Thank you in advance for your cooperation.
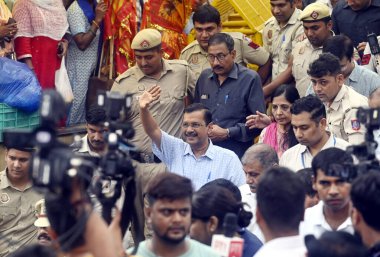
[246,84,300,157]
[12,0,68,89]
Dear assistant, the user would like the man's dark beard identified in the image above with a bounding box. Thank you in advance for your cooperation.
[152,223,187,245]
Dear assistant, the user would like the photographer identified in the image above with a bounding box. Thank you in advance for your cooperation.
[0,146,42,256]
[351,172,380,256]
[44,178,123,257]
[73,105,108,157]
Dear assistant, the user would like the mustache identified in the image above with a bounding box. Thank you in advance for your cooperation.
[185,131,197,137]
[213,65,223,70]
[38,232,52,241]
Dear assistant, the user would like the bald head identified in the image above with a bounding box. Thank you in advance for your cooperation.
[241,144,279,193]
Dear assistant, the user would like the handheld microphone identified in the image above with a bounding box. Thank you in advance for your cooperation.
[211,213,244,257]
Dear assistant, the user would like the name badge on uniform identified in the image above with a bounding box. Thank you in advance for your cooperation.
[351,119,361,131]
[201,94,209,100]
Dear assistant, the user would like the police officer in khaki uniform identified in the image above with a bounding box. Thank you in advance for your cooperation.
[0,146,42,256]
[292,3,333,96]
[180,4,271,80]
[263,0,304,79]
[309,53,367,145]
[112,28,196,240]
[263,3,333,97]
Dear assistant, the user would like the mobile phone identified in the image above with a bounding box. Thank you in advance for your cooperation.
[368,33,380,55]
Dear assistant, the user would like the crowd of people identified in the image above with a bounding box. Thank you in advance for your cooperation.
[1,0,380,256]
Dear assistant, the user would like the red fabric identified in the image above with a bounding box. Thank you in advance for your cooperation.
[15,36,61,89]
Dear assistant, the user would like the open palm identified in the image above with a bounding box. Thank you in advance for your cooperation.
[139,85,161,109]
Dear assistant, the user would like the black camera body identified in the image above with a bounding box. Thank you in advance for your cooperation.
[325,107,380,182]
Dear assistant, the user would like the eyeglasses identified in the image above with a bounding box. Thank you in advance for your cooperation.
[207,52,230,63]
[182,122,205,129]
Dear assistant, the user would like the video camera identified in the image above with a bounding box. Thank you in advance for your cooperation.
[325,107,380,182]
[2,89,141,249]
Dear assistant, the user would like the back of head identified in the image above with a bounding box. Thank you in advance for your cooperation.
[86,105,107,125]
[291,95,326,122]
[145,173,193,205]
[308,52,341,78]
[256,166,305,233]
[351,172,380,232]
[311,148,353,178]
[193,4,220,25]
[184,103,212,125]
[305,231,367,257]
[271,84,300,104]
[208,33,235,52]
[323,35,354,61]
[206,178,242,202]
[193,183,251,229]
[241,143,279,170]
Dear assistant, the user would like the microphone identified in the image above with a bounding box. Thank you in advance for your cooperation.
[211,213,244,257]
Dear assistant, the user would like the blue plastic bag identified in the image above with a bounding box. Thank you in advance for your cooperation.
[0,57,41,113]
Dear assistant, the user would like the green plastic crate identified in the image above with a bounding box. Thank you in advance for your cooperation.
[0,103,40,142]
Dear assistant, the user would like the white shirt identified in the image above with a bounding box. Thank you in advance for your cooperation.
[253,235,307,257]
[239,184,264,242]
[299,201,354,238]
[374,129,380,160]
[279,134,350,172]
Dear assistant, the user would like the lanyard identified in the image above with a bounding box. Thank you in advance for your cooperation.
[300,136,337,169]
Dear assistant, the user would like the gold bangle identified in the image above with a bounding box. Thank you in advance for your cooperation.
[92,20,100,29]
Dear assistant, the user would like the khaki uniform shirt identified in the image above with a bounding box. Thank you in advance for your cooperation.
[292,40,323,97]
[112,59,196,154]
[326,84,368,145]
[0,170,42,256]
[263,8,304,79]
[180,32,270,78]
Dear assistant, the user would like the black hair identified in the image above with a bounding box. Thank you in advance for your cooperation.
[311,148,353,178]
[192,183,252,229]
[307,52,342,78]
[208,33,235,52]
[193,4,221,25]
[305,231,367,257]
[256,166,305,232]
[206,178,242,202]
[85,105,107,125]
[9,244,57,257]
[351,172,380,232]
[296,168,317,197]
[184,103,212,125]
[271,84,300,149]
[145,173,193,206]
[291,95,326,124]
[323,35,354,61]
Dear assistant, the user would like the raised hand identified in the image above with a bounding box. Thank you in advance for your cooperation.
[246,111,271,129]
[139,85,161,109]
[95,1,108,24]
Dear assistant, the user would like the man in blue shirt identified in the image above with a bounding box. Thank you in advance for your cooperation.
[139,85,245,190]
[193,33,266,158]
